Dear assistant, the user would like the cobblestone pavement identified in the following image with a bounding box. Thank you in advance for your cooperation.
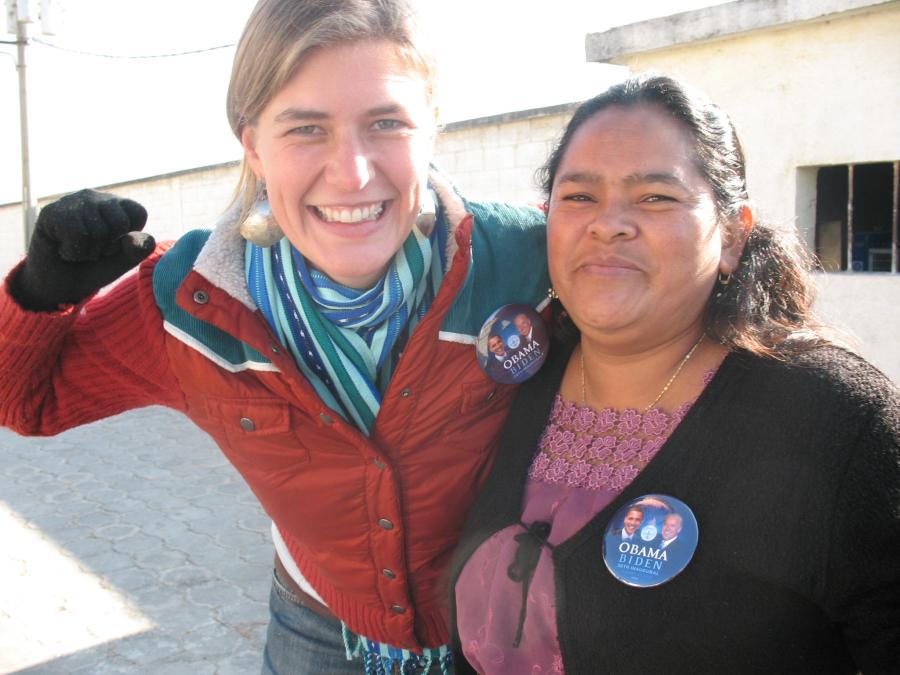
[0,406,272,675]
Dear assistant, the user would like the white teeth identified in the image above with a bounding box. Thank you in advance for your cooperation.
[315,202,384,223]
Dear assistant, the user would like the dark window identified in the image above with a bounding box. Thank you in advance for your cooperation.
[814,161,898,272]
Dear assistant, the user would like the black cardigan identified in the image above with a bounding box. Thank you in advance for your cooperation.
[451,340,900,674]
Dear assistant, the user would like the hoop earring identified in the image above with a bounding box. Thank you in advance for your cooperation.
[715,271,733,299]
[239,185,284,247]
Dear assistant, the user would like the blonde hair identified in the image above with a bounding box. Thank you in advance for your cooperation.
[226,0,438,219]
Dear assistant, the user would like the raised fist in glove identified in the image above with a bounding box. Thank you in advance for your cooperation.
[9,189,155,311]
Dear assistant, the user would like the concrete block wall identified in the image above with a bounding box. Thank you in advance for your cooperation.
[0,163,241,275]
[433,106,577,205]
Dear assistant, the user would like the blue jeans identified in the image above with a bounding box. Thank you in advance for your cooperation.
[261,569,455,674]
[261,568,359,675]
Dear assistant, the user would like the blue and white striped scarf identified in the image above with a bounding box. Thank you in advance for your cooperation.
[245,208,447,433]
[245,200,452,672]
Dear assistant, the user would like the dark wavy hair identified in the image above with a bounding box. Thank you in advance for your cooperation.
[538,74,825,358]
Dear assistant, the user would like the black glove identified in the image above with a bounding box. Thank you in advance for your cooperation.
[8,189,155,311]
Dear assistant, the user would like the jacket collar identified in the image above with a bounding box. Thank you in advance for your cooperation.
[193,201,255,310]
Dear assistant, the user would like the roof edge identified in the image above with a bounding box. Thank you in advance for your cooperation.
[585,0,896,62]
[440,101,583,133]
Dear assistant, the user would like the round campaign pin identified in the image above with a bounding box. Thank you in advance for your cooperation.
[476,304,549,384]
[602,494,698,588]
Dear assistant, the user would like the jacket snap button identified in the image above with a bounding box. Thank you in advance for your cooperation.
[377,518,394,530]
[239,417,255,432]
[270,343,281,355]
[373,458,386,470]
[400,388,411,398]
[192,290,209,304]
[319,413,334,425]
[390,604,405,614]
[382,568,396,579]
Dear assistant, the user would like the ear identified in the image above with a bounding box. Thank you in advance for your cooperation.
[240,125,265,181]
[720,205,754,274]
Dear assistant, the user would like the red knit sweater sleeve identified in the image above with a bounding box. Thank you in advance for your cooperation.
[0,246,186,436]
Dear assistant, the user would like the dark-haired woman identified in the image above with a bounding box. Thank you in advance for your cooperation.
[451,75,899,674]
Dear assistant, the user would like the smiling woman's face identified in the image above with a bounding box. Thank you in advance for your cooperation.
[547,104,742,349]
[242,39,436,289]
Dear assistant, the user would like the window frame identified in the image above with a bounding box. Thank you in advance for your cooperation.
[808,160,899,274]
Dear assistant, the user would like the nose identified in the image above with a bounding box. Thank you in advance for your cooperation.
[586,200,637,242]
[324,132,372,192]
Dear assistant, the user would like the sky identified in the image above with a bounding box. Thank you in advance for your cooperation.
[0,0,729,205]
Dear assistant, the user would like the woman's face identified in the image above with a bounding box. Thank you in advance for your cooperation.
[242,40,436,289]
[547,104,742,349]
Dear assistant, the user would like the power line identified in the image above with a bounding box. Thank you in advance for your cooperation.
[30,37,235,59]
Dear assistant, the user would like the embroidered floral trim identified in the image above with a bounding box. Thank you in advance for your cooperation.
[529,396,694,491]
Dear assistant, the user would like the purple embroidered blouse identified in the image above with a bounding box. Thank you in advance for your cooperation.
[455,370,717,674]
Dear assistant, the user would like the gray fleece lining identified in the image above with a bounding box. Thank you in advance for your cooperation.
[192,201,257,310]
[427,168,466,272]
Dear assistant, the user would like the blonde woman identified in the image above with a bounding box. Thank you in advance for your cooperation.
[0,1,549,672]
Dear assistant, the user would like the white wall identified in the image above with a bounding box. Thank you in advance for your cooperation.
[0,205,27,276]
[813,273,900,381]
[433,111,573,205]
[0,163,241,275]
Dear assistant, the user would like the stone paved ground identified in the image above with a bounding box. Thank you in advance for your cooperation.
[0,406,271,674]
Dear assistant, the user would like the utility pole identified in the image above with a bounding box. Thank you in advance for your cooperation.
[4,0,53,246]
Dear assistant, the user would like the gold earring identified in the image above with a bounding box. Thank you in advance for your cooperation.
[548,287,559,300]
[240,185,284,247]
[715,271,733,299]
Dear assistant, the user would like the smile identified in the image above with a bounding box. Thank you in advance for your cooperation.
[578,255,642,276]
[313,202,385,224]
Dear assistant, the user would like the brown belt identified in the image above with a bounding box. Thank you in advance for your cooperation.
[273,554,336,621]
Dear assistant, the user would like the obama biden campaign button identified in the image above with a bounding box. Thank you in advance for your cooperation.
[602,494,698,588]
[476,304,548,384]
